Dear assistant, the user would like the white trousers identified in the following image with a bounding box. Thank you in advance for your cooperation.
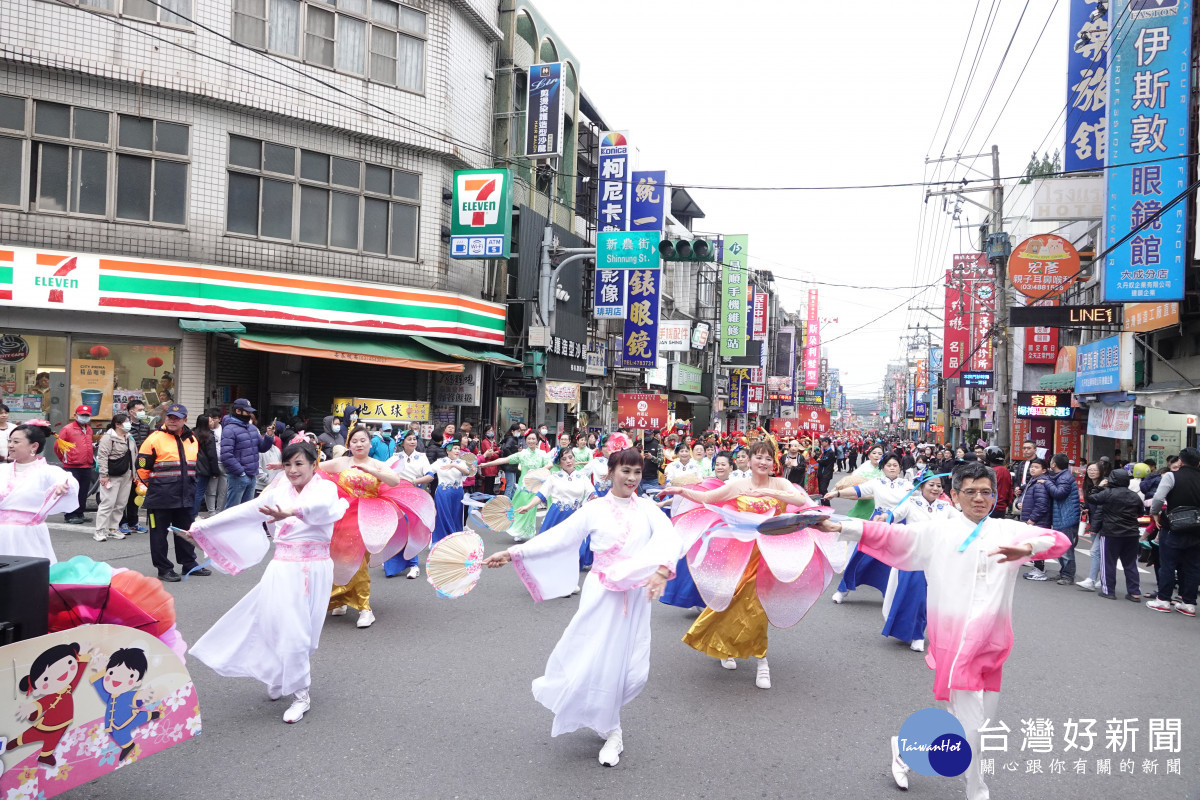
[946,689,1000,800]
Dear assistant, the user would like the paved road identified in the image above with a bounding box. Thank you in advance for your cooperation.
[42,486,1199,800]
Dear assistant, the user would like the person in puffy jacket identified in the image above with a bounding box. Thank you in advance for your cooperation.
[317,414,345,456]
[1019,459,1052,528]
[1042,454,1083,584]
[1138,459,1161,503]
[220,398,274,508]
[1086,469,1144,600]
[55,405,96,524]
[192,414,219,515]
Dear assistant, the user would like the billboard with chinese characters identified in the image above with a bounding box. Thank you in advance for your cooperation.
[598,231,661,270]
[719,235,749,357]
[1075,335,1121,393]
[803,289,820,389]
[617,392,667,429]
[1015,391,1076,420]
[1124,301,1180,332]
[524,62,564,158]
[1008,235,1082,299]
[333,397,431,422]
[593,269,626,318]
[670,362,703,393]
[1066,0,1107,171]
[629,170,667,232]
[797,406,831,435]
[943,266,968,379]
[752,288,768,341]
[659,321,691,351]
[622,269,661,369]
[449,169,513,259]
[1103,0,1193,301]
[1025,326,1059,364]
[434,363,482,406]
[597,131,630,232]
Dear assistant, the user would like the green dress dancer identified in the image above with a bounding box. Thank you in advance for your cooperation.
[846,462,884,520]
[498,447,552,540]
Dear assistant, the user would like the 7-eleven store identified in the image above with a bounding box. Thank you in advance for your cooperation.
[0,246,515,432]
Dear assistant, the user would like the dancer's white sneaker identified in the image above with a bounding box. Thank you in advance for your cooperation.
[890,735,910,790]
[330,605,348,616]
[910,639,925,653]
[831,591,846,604]
[720,658,737,670]
[406,566,420,579]
[755,659,771,689]
[356,609,375,628]
[599,729,623,767]
[283,690,310,724]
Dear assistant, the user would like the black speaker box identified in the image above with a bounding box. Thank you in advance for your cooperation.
[0,555,50,644]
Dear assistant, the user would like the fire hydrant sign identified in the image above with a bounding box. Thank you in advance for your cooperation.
[617,392,667,430]
[450,169,512,259]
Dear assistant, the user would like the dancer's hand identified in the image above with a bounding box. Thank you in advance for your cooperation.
[815,519,842,534]
[516,501,537,515]
[258,504,293,522]
[989,542,1035,563]
[645,569,670,602]
[823,490,838,500]
[52,480,71,499]
[483,550,512,568]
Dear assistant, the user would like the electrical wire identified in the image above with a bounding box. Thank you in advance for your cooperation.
[926,0,985,156]
[955,0,1033,153]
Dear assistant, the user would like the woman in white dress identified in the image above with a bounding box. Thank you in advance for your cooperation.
[0,423,77,563]
[664,443,705,484]
[188,441,349,724]
[483,448,682,767]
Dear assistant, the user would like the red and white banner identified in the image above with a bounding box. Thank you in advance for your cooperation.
[617,392,668,430]
[752,288,768,342]
[1024,326,1059,364]
[943,267,969,379]
[961,254,994,372]
[770,417,801,437]
[797,405,831,434]
[803,289,820,389]
[747,384,765,403]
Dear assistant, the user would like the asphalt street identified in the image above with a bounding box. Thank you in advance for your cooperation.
[40,484,1200,800]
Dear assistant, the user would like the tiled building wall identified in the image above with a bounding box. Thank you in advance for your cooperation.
[0,0,499,296]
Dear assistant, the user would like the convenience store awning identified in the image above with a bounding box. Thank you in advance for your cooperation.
[235,331,462,372]
[410,335,522,367]
[1038,372,1076,391]
[179,319,246,333]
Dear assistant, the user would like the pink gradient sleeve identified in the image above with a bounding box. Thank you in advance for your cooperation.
[1014,527,1072,560]
[857,520,935,572]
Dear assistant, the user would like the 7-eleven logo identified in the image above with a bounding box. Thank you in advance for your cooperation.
[35,253,80,303]
[457,173,504,228]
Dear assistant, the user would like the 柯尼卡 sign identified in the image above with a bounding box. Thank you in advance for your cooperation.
[617,392,667,430]
[597,131,630,232]
[1103,0,1193,301]
[450,169,513,259]
[524,62,564,158]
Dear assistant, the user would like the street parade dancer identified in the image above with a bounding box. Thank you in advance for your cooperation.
[189,441,350,723]
[659,450,736,612]
[477,431,552,542]
[829,443,888,602]
[660,440,844,690]
[426,440,475,547]
[815,461,1071,800]
[0,422,78,563]
[383,430,433,579]
[482,447,682,767]
[516,447,596,575]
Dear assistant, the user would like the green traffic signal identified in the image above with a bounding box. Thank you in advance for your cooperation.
[658,237,714,262]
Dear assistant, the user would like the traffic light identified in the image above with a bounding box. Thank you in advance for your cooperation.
[659,237,714,262]
[522,350,544,379]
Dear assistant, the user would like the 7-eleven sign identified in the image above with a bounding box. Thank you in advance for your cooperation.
[450,168,513,259]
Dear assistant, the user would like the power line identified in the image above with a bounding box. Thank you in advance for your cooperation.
[956,0,1033,153]
[926,0,985,156]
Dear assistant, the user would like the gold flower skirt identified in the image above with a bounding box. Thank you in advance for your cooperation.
[681,546,768,660]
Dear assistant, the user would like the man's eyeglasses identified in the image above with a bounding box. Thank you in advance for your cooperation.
[957,489,996,499]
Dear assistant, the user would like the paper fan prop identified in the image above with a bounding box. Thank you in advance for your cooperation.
[426,531,485,599]
[460,450,478,467]
[522,468,551,493]
[668,472,703,486]
[480,495,514,532]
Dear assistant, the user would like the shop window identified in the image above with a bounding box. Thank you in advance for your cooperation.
[227,134,419,259]
[232,0,425,93]
[0,334,68,425]
[69,340,177,421]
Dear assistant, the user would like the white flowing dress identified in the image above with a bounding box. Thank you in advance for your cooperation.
[0,458,79,564]
[190,476,349,696]
[509,492,683,737]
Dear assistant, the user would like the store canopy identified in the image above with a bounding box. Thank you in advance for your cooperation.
[670,393,710,405]
[1038,372,1076,391]
[1136,381,1200,415]
[235,331,462,372]
[410,335,522,367]
[179,319,246,333]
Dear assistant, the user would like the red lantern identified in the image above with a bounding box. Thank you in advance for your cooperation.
[89,345,110,358]
[147,356,164,376]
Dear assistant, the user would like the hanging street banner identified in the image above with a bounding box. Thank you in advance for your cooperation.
[450,168,513,259]
[598,231,661,270]
[1088,400,1135,438]
[1066,0,1108,171]
[597,131,630,232]
[803,289,820,389]
[630,170,667,232]
[593,269,626,318]
[752,287,769,341]
[524,62,564,158]
[1008,235,1082,299]
[719,235,749,357]
[1076,334,1122,393]
[1025,326,1060,364]
[622,269,661,369]
[617,392,667,430]
[1104,0,1193,301]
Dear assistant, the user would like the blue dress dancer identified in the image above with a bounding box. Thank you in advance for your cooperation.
[882,476,955,652]
[426,442,474,547]
[660,450,735,610]
[517,448,595,569]
[825,453,910,603]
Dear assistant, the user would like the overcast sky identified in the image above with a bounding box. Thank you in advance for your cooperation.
[531,0,1072,401]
